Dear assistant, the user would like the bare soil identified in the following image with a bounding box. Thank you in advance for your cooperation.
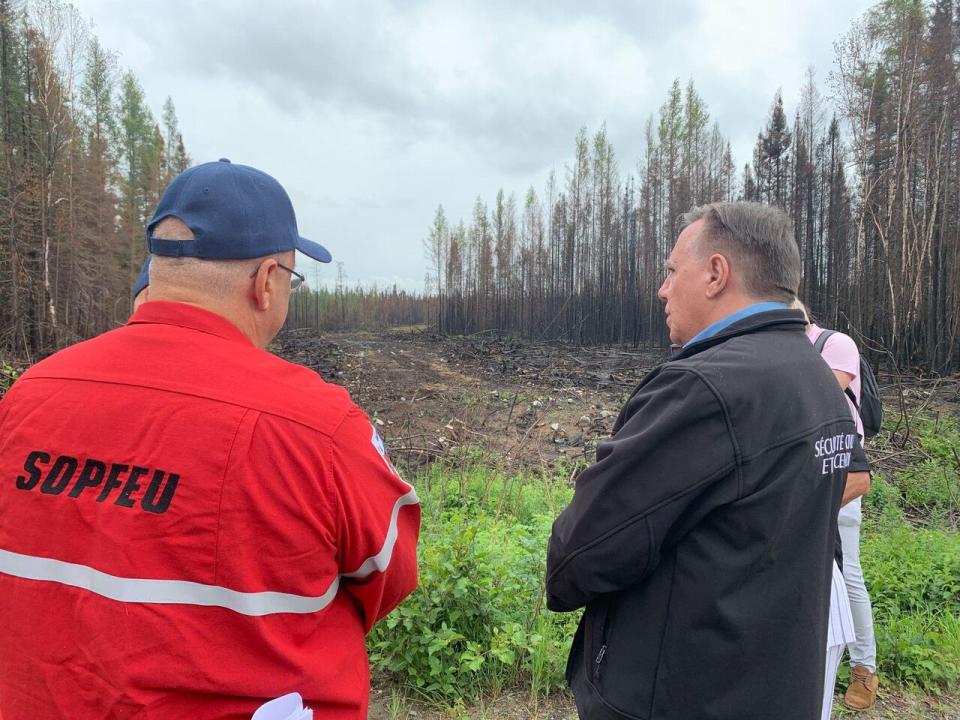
[273,327,667,475]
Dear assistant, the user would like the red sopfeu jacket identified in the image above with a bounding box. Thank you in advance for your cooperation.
[0,302,420,719]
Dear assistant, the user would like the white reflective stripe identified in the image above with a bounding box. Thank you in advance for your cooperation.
[343,486,420,579]
[0,549,339,617]
[0,482,419,615]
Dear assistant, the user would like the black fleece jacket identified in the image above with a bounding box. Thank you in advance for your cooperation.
[546,309,855,720]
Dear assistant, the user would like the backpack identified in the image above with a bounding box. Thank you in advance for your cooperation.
[814,329,883,438]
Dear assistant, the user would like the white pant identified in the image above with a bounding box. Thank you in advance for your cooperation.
[823,561,855,720]
[822,643,845,720]
[838,499,877,671]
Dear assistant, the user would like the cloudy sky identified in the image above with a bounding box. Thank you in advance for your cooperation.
[70,0,875,291]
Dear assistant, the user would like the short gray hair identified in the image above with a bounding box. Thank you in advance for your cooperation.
[680,202,800,302]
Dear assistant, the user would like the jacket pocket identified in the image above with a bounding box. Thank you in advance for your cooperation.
[584,569,674,719]
[585,596,612,685]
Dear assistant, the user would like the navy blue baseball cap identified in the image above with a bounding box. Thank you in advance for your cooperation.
[146,159,332,263]
[132,256,151,299]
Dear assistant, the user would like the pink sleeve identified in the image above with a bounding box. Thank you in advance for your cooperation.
[819,331,860,381]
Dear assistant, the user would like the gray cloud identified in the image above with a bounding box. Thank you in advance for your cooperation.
[73,0,876,290]
[132,0,701,174]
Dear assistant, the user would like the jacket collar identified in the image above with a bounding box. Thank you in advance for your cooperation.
[671,308,807,361]
[127,301,254,347]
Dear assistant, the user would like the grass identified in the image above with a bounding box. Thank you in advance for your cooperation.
[370,410,960,706]
[892,415,960,526]
[861,525,960,690]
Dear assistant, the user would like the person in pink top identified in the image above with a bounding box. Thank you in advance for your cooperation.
[802,310,879,712]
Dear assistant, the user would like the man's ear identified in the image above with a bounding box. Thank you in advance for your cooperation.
[251,259,278,311]
[705,253,730,298]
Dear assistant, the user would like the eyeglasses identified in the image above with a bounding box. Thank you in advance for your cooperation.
[249,261,305,290]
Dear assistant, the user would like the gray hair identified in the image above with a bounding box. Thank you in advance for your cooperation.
[680,202,800,302]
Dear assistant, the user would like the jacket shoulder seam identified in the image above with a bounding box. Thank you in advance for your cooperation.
[660,365,744,497]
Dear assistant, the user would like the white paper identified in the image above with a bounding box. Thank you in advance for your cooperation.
[251,692,313,720]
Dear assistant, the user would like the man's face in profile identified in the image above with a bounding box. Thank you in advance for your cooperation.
[658,219,709,346]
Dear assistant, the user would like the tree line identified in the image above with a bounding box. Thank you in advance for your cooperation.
[2,0,958,373]
[427,0,960,372]
[0,0,188,362]
[286,264,432,332]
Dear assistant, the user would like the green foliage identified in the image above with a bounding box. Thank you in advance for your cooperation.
[862,526,960,689]
[878,613,960,691]
[898,460,959,521]
[911,415,960,467]
[368,465,577,703]
[885,415,960,525]
[371,445,960,705]
[862,471,906,528]
[417,463,572,525]
[0,361,21,396]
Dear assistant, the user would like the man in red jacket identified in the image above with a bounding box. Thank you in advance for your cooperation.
[0,159,420,719]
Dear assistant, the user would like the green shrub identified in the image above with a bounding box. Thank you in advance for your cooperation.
[889,415,960,525]
[862,526,960,689]
[0,360,20,397]
[372,459,960,702]
[417,462,572,525]
[898,460,958,522]
[368,465,578,703]
[863,471,906,528]
[877,612,960,690]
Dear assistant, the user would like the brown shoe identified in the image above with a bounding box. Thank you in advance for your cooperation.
[844,665,879,710]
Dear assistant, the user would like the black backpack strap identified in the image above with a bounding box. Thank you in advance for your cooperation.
[814,329,836,353]
[844,386,861,410]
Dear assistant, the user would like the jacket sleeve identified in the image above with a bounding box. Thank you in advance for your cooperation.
[848,435,871,473]
[328,406,421,632]
[546,368,738,612]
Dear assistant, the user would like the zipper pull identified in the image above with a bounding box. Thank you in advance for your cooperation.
[593,644,607,681]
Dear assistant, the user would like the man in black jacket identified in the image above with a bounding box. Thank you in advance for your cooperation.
[546,202,856,720]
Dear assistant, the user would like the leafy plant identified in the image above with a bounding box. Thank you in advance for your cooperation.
[372,458,960,704]
[862,526,960,689]
[0,361,21,397]
[368,465,578,703]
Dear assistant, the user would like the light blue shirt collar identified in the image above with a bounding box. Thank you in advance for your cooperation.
[685,302,788,346]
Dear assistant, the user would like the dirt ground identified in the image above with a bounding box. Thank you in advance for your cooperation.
[365,685,960,720]
[274,328,960,720]
[274,326,960,478]
[273,327,668,476]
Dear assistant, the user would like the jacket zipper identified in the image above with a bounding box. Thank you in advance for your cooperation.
[593,644,607,681]
[593,607,611,682]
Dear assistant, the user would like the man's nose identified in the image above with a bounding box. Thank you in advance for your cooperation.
[657,280,668,303]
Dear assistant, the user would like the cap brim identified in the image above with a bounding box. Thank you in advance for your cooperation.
[295,236,332,263]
